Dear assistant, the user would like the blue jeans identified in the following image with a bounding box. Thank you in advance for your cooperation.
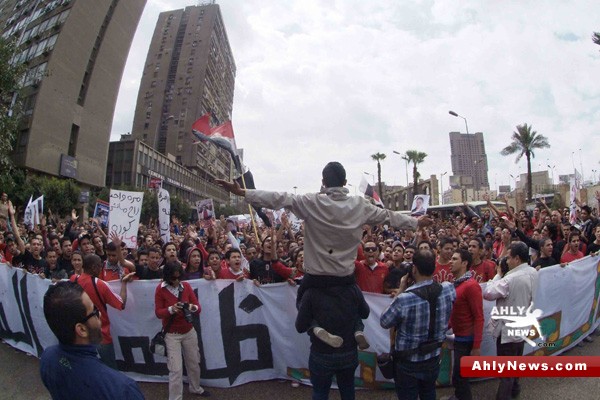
[393,356,440,400]
[309,350,358,400]
[452,340,473,400]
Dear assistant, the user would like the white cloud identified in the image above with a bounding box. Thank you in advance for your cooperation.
[112,0,600,195]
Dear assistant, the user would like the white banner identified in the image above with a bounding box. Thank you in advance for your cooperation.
[158,189,170,244]
[108,189,144,249]
[1,256,599,388]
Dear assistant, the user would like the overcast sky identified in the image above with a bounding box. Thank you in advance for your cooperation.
[111,0,600,196]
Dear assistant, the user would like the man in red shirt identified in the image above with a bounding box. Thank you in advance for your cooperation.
[468,238,496,283]
[354,241,389,294]
[449,248,484,400]
[101,234,136,281]
[219,249,249,280]
[76,253,135,369]
[560,231,584,264]
[433,238,454,283]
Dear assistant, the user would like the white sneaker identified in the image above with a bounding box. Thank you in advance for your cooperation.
[355,331,370,350]
[314,327,343,348]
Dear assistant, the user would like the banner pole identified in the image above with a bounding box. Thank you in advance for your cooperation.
[239,172,261,245]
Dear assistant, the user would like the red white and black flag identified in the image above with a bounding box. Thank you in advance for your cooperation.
[359,176,384,208]
[191,114,242,172]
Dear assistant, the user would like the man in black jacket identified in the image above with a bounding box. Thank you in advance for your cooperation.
[296,284,370,400]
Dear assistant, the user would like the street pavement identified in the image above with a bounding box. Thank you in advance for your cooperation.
[1,332,600,400]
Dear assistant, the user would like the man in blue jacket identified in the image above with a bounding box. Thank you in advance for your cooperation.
[40,281,144,400]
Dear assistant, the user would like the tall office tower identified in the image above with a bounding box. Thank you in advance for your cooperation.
[1,0,146,187]
[131,4,236,182]
[449,131,489,190]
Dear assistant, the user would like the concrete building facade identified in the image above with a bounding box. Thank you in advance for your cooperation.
[106,136,229,204]
[449,131,489,190]
[384,175,439,211]
[2,0,146,187]
[130,4,235,183]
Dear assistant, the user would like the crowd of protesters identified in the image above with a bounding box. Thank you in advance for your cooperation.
[1,183,600,400]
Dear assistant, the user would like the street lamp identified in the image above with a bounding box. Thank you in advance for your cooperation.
[449,110,469,134]
[392,150,409,187]
[293,186,297,194]
[440,171,447,205]
[363,171,375,185]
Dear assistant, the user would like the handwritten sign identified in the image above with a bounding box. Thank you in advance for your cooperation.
[158,188,170,244]
[108,189,143,248]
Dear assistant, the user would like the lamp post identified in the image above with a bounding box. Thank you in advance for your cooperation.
[293,186,297,194]
[363,171,375,185]
[449,110,469,134]
[392,150,409,187]
[440,171,447,205]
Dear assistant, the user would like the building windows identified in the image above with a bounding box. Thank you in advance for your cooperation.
[68,124,79,156]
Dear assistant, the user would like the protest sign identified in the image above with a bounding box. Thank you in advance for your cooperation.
[108,189,143,248]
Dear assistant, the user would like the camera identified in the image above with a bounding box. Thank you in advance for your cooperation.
[180,302,194,323]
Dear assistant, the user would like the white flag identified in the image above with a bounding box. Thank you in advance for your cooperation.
[158,188,170,244]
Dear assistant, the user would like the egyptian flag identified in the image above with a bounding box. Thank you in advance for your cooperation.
[192,115,242,173]
[235,170,272,227]
[359,176,384,208]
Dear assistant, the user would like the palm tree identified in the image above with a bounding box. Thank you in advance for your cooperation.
[593,32,600,47]
[370,152,386,201]
[402,150,427,197]
[501,123,550,201]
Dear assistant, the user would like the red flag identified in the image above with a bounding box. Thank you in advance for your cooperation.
[191,117,242,172]
[191,114,211,134]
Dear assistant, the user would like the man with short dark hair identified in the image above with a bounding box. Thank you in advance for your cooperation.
[354,241,389,293]
[449,248,483,400]
[137,247,163,280]
[483,242,538,400]
[532,238,556,269]
[57,237,74,275]
[40,281,144,399]
[380,250,456,400]
[467,238,496,282]
[433,238,454,283]
[101,235,136,281]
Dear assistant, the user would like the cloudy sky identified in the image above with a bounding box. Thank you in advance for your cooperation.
[111,0,600,196]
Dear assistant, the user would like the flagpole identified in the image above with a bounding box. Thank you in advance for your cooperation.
[239,171,261,245]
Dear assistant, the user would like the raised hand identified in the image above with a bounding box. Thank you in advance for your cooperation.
[214,179,245,196]
[109,231,122,247]
[121,272,136,283]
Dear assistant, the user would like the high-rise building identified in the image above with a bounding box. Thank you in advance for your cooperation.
[1,0,146,187]
[131,4,235,185]
[449,131,489,190]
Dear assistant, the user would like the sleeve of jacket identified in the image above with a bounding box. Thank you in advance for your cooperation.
[362,202,417,231]
[353,285,371,320]
[154,285,171,319]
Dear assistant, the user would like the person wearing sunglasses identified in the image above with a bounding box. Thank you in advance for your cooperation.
[40,281,144,399]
